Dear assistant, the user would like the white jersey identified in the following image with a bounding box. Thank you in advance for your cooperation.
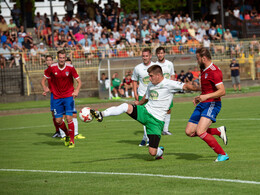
[132,61,155,96]
[145,79,184,121]
[155,59,175,80]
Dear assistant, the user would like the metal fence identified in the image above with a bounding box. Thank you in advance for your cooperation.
[1,40,260,96]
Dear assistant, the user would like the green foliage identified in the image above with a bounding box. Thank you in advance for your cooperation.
[0,96,259,194]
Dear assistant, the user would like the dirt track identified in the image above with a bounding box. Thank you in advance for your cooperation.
[0,92,259,116]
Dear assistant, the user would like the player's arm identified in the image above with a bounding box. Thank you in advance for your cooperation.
[132,80,139,101]
[135,95,148,105]
[183,82,201,91]
[194,83,225,105]
[72,78,82,98]
[41,76,49,96]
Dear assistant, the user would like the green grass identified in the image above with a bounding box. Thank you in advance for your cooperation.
[0,86,259,111]
[0,95,260,194]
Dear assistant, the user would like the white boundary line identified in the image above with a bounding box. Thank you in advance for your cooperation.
[0,169,259,185]
[0,118,260,131]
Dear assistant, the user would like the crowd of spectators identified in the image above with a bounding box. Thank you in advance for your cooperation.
[0,0,260,69]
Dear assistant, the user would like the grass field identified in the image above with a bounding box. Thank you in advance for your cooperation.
[0,95,260,194]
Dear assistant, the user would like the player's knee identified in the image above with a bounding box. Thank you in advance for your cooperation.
[149,147,157,156]
[185,128,194,137]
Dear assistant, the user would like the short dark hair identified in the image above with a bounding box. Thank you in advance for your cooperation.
[57,50,66,56]
[147,65,163,76]
[156,46,165,54]
[196,47,211,60]
[142,48,151,54]
[66,57,72,62]
[45,55,53,60]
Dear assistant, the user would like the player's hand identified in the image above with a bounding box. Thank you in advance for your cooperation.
[43,87,50,95]
[193,96,200,106]
[42,91,47,96]
[72,90,79,98]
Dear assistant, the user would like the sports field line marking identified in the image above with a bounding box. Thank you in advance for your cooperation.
[0,118,259,131]
[0,169,259,185]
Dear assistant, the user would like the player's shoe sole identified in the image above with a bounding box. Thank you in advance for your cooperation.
[215,153,229,162]
[162,131,172,135]
[156,146,164,160]
[90,109,103,122]
[52,132,61,138]
[218,126,228,145]
[75,134,86,139]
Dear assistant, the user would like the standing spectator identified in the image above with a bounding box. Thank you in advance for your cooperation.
[64,0,75,18]
[11,4,21,27]
[230,58,241,91]
[209,0,220,23]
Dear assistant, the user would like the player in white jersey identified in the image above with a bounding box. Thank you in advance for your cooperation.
[90,65,200,159]
[155,47,175,135]
[132,48,155,146]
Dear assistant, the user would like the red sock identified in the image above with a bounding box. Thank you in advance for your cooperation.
[199,132,225,155]
[53,117,59,133]
[58,121,69,136]
[68,121,75,144]
[207,128,221,136]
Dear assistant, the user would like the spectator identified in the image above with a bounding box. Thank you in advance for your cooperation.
[100,33,108,45]
[82,41,93,64]
[151,20,161,33]
[128,33,137,46]
[8,19,17,32]
[64,0,75,18]
[30,44,38,65]
[141,25,149,38]
[0,43,14,68]
[250,34,260,54]
[73,28,85,46]
[11,4,21,27]
[230,58,241,91]
[158,14,167,27]
[54,35,67,49]
[177,70,186,82]
[108,33,116,48]
[165,20,174,32]
[191,66,200,86]
[111,72,124,99]
[122,74,134,98]
[209,0,220,23]
[223,29,233,42]
[11,44,21,67]
[0,18,9,33]
[112,27,120,44]
[22,36,33,51]
[100,73,110,91]
[158,30,167,44]
[185,68,193,84]
[37,43,48,65]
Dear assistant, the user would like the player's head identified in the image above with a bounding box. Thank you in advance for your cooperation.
[147,65,163,85]
[156,47,166,62]
[57,50,66,66]
[196,47,211,70]
[66,57,72,64]
[45,55,53,67]
[142,48,152,65]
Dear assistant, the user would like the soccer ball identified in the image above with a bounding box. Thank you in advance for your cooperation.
[79,107,93,123]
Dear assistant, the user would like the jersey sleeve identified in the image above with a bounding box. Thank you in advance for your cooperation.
[145,83,151,99]
[169,80,185,92]
[131,67,138,81]
[44,66,51,79]
[169,62,175,76]
[212,70,223,86]
[71,66,79,79]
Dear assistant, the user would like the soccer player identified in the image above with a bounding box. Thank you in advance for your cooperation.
[185,47,229,162]
[155,47,175,135]
[41,55,61,138]
[132,48,155,146]
[91,65,200,159]
[42,50,82,148]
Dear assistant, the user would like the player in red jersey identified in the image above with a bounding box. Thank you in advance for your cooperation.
[185,47,229,162]
[42,50,82,148]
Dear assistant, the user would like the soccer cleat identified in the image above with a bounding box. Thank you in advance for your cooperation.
[60,136,66,141]
[162,131,172,135]
[64,136,70,146]
[68,142,75,148]
[156,146,164,160]
[90,109,103,122]
[75,134,86,139]
[139,140,146,146]
[218,126,228,145]
[215,153,229,162]
[52,132,61,138]
[146,141,149,147]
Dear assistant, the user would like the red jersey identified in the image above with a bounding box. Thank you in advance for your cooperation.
[123,77,132,85]
[200,63,223,102]
[44,63,79,99]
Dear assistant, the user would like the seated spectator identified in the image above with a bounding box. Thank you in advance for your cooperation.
[54,34,67,49]
[203,35,211,50]
[174,14,182,24]
[112,27,120,44]
[73,28,85,46]
[141,25,149,38]
[11,44,21,67]
[158,14,167,27]
[37,43,48,65]
[128,33,137,46]
[250,34,260,53]
[100,33,108,45]
[122,74,134,98]
[0,43,14,68]
[191,66,200,86]
[188,44,197,54]
[165,20,174,32]
[82,41,93,64]
[151,20,161,33]
[185,68,193,84]
[174,30,182,43]
[30,44,38,65]
[22,36,33,51]
[223,29,233,42]
[158,30,167,44]
[208,26,220,40]
[8,19,17,32]
[0,18,9,33]
[111,72,124,99]
[217,24,225,39]
[177,70,186,82]
[108,33,116,48]
[59,24,69,35]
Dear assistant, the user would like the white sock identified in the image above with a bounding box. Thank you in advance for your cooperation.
[131,91,134,97]
[155,147,163,158]
[73,118,78,136]
[125,91,129,97]
[142,126,149,141]
[59,128,66,138]
[103,103,128,117]
[115,93,118,97]
[163,114,171,132]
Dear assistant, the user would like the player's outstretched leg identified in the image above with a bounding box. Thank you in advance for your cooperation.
[218,126,228,145]
[90,109,103,122]
[155,146,164,160]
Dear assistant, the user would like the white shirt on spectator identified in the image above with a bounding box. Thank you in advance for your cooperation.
[203,39,211,48]
[165,23,174,32]
[151,23,161,32]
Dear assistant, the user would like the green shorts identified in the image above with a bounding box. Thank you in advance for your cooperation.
[136,105,164,137]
